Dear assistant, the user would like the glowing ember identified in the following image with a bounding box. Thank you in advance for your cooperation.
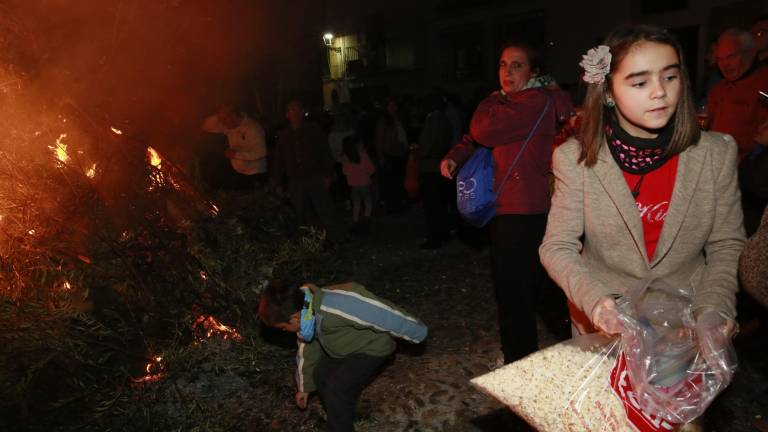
[193,315,242,342]
[132,355,165,384]
[86,163,97,178]
[168,174,181,190]
[147,147,162,168]
[199,270,208,280]
[49,133,70,164]
[77,255,92,264]
[27,229,35,235]
[110,126,123,135]
[146,355,162,373]
[61,281,72,291]
[209,204,220,217]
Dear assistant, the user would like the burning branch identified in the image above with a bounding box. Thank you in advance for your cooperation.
[192,314,242,342]
[131,355,165,384]
[49,133,71,165]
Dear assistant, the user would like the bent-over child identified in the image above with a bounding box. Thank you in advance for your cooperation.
[259,281,428,432]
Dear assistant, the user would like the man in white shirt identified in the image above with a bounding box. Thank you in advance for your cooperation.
[202,105,268,189]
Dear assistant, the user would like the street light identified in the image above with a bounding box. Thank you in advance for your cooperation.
[323,32,341,53]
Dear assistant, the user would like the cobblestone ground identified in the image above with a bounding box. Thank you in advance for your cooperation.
[270,204,768,432]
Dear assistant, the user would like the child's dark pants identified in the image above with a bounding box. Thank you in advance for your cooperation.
[314,353,388,432]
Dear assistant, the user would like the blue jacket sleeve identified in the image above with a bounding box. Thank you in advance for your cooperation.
[319,283,428,343]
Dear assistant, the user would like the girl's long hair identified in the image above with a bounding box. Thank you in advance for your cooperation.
[342,134,361,164]
[578,24,700,166]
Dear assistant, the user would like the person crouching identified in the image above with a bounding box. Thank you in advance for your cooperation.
[259,280,428,432]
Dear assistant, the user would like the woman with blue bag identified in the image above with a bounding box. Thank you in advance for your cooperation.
[440,41,573,364]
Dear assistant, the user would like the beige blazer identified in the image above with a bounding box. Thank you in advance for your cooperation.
[540,132,746,321]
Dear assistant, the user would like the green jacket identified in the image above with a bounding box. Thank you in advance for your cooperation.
[296,282,428,393]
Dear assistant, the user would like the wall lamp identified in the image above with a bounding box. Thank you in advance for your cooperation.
[323,32,341,53]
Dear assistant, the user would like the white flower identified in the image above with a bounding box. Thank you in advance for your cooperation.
[579,45,612,84]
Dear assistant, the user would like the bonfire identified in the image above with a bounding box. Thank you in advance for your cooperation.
[0,6,334,430]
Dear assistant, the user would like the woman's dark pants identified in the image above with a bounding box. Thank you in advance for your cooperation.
[489,213,547,363]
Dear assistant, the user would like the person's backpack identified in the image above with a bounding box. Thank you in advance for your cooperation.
[456,98,550,227]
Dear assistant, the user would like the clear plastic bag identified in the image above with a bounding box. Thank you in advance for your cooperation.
[471,279,737,431]
[617,280,737,424]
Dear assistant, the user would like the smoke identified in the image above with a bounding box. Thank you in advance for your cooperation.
[0,0,311,216]
[10,1,276,133]
[0,0,326,251]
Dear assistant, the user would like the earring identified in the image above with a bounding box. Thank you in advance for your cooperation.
[605,98,615,108]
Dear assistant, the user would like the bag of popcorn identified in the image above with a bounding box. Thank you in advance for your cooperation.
[472,334,639,431]
[471,280,736,431]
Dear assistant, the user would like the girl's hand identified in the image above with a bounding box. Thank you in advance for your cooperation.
[590,297,624,335]
[295,391,309,409]
[440,159,458,179]
[696,311,737,385]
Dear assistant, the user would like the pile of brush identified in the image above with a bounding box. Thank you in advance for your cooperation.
[0,84,336,431]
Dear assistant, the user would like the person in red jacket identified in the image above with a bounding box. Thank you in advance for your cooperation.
[706,28,768,237]
[706,28,768,162]
[440,41,573,364]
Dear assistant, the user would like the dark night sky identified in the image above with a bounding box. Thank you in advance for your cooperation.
[2,0,766,143]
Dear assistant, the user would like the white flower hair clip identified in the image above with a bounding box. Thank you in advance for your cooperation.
[579,45,612,84]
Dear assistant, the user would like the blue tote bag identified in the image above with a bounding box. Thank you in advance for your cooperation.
[456,98,550,227]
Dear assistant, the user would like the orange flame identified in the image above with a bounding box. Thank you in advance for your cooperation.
[147,147,162,168]
[110,126,123,135]
[49,133,70,164]
[86,163,97,178]
[193,315,242,342]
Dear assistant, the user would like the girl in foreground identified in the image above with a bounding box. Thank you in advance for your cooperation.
[539,24,745,404]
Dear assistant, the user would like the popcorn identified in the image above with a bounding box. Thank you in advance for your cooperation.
[471,340,634,431]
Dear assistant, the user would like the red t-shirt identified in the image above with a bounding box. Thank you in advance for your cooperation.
[622,155,679,261]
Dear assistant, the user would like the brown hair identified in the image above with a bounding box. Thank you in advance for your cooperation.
[258,280,304,326]
[578,24,700,166]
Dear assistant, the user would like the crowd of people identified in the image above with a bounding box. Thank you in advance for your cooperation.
[198,18,768,432]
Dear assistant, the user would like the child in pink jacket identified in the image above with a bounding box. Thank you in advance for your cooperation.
[341,135,376,231]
